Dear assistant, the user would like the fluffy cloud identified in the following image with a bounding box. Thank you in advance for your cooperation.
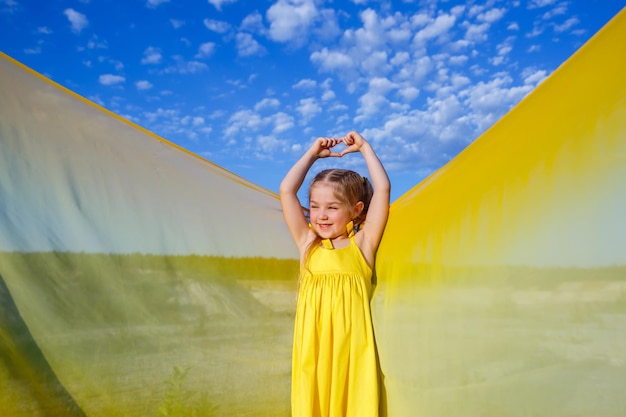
[99,74,125,85]
[135,80,153,90]
[141,47,162,65]
[266,0,317,43]
[63,8,88,33]
[204,19,230,33]
[208,0,237,11]
[236,33,266,56]
[195,42,216,59]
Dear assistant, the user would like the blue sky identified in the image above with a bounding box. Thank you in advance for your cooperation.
[1,0,624,202]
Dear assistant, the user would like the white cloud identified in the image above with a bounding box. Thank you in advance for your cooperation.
[461,75,533,131]
[296,97,321,121]
[467,4,485,18]
[254,98,280,111]
[351,9,387,52]
[368,77,396,94]
[522,68,548,85]
[163,57,208,74]
[1,0,19,13]
[236,32,266,56]
[553,17,579,33]
[528,0,557,9]
[312,8,341,42]
[220,109,293,140]
[395,55,433,83]
[208,0,237,11]
[144,108,179,123]
[428,95,464,128]
[257,134,287,153]
[410,13,431,27]
[99,74,125,85]
[321,90,336,101]
[225,109,266,136]
[390,51,410,66]
[293,79,317,89]
[465,22,490,42]
[63,8,88,33]
[525,24,544,38]
[37,26,53,34]
[477,7,506,23]
[448,54,469,66]
[450,74,471,88]
[135,80,153,90]
[507,22,520,31]
[398,86,419,102]
[490,38,514,65]
[146,0,169,7]
[86,35,107,49]
[271,112,294,133]
[241,11,265,33]
[361,50,390,76]
[141,47,162,64]
[356,78,396,119]
[310,48,354,72]
[266,0,317,43]
[413,13,456,44]
[451,5,466,17]
[542,3,567,19]
[195,42,216,59]
[181,115,205,127]
[170,19,185,28]
[203,19,230,33]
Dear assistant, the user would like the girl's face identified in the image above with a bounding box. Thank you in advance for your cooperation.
[309,183,357,240]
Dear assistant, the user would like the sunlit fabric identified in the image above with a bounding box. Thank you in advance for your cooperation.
[0,53,298,416]
[1,7,625,417]
[374,8,626,417]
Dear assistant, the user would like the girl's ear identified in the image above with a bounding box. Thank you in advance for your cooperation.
[353,201,364,217]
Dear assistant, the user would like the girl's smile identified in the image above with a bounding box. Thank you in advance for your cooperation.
[309,183,353,241]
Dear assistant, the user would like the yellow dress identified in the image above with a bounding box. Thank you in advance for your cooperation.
[291,233,379,417]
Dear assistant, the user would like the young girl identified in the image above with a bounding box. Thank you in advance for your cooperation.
[280,131,390,417]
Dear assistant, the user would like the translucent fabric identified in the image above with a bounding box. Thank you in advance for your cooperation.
[374,9,626,417]
[0,53,298,416]
[1,7,625,417]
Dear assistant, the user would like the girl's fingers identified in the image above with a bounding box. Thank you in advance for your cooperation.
[319,137,337,147]
[339,144,358,157]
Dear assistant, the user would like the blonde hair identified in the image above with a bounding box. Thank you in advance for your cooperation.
[303,168,373,264]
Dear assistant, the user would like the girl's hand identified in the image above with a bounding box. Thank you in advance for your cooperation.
[339,131,368,156]
[310,137,342,158]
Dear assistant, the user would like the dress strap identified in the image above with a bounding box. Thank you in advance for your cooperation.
[321,239,334,249]
[346,220,355,238]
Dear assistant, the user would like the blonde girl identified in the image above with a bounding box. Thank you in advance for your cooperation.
[280,131,390,417]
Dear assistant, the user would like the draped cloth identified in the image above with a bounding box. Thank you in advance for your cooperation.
[1,7,625,417]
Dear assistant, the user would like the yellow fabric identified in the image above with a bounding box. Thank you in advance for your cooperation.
[0,51,298,416]
[0,7,625,417]
[373,8,626,417]
[292,235,378,417]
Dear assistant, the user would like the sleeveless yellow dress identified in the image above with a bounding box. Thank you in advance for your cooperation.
[291,232,379,417]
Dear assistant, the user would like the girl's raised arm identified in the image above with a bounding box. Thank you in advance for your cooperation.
[280,137,341,252]
[340,131,390,262]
